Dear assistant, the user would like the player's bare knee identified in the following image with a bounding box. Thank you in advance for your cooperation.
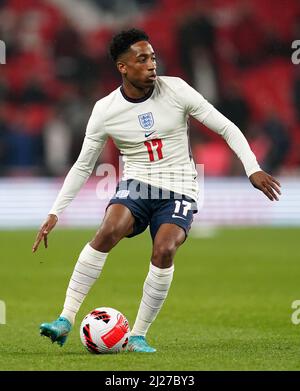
[151,243,176,267]
[101,224,123,242]
[91,224,127,252]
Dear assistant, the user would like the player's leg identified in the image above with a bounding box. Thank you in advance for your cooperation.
[128,223,186,353]
[89,204,135,252]
[60,204,134,322]
[40,204,134,346]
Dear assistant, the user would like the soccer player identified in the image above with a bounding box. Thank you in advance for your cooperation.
[32,29,281,352]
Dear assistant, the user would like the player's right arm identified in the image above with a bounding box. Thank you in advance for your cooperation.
[32,101,107,252]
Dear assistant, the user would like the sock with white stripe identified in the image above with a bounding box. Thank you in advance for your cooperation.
[60,243,108,325]
[130,263,174,337]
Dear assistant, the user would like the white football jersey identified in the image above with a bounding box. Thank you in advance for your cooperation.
[49,76,260,216]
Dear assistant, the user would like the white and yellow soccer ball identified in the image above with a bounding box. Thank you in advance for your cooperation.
[80,307,130,354]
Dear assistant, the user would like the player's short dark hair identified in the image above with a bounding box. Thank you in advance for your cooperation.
[109,28,149,62]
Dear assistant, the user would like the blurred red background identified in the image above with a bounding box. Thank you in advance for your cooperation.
[0,0,299,178]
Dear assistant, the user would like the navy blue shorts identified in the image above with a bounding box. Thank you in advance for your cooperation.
[107,179,198,240]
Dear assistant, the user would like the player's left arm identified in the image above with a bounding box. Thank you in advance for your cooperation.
[248,170,281,201]
[177,79,281,201]
[200,109,281,201]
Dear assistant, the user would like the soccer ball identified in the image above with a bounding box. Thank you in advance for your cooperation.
[80,307,130,354]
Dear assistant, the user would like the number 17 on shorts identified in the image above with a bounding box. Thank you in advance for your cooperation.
[172,200,192,220]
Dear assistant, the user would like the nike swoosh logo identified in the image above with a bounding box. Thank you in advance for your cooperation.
[171,214,186,220]
[145,130,156,137]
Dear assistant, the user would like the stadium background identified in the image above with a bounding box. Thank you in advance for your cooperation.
[1,0,300,372]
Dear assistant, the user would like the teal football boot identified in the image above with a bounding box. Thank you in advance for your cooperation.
[40,317,72,346]
[127,336,156,353]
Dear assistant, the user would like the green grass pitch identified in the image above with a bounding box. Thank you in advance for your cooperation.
[0,227,299,371]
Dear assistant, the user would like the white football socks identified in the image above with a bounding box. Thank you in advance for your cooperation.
[60,243,108,325]
[131,263,174,337]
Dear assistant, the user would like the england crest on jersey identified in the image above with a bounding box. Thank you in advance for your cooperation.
[138,112,154,130]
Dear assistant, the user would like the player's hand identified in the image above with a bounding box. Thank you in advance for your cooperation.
[32,214,58,253]
[249,171,281,201]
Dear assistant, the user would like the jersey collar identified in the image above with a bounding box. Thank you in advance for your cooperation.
[120,85,154,103]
